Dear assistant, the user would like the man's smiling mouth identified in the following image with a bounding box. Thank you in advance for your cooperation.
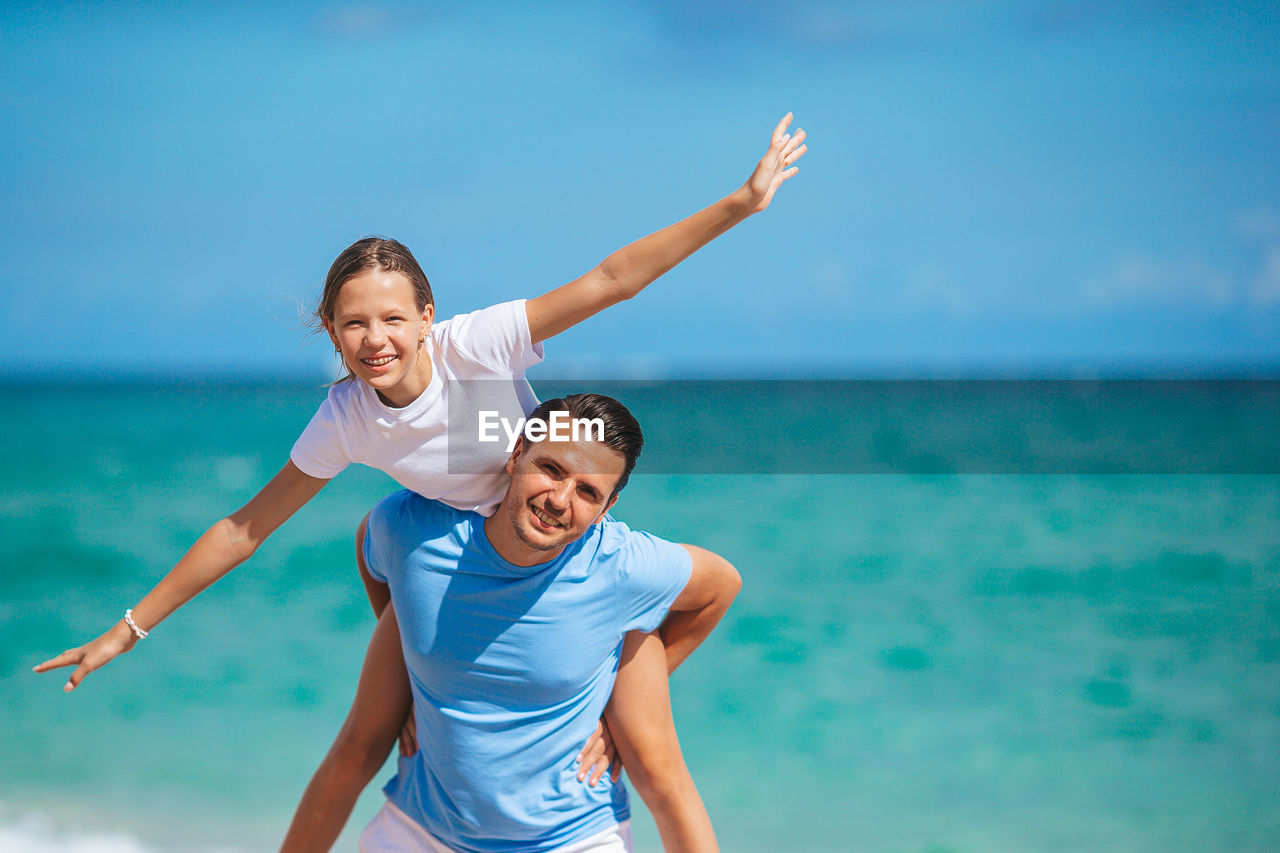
[531,504,563,529]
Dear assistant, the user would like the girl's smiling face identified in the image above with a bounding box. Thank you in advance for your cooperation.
[325,269,435,408]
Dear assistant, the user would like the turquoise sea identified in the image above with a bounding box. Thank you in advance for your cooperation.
[2,380,1278,852]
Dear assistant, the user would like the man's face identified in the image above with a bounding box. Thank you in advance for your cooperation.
[501,436,624,557]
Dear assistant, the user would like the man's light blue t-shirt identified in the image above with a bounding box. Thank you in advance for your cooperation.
[363,491,693,853]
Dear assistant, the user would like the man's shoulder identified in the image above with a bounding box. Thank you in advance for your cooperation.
[587,516,683,565]
[369,491,470,540]
[587,517,693,626]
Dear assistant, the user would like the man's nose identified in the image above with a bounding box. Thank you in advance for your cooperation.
[546,480,573,510]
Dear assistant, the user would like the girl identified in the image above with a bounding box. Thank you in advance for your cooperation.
[36,114,807,851]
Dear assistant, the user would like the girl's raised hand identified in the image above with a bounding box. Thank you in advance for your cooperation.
[744,112,807,213]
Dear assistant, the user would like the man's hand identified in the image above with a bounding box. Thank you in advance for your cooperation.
[33,620,138,692]
[744,112,807,213]
[576,717,621,786]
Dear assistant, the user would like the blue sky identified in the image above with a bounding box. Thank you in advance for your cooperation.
[2,0,1277,378]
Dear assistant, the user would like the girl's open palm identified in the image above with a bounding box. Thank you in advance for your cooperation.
[746,112,807,212]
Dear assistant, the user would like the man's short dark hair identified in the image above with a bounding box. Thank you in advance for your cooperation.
[523,393,643,497]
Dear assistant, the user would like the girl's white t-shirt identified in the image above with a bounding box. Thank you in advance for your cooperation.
[290,300,543,516]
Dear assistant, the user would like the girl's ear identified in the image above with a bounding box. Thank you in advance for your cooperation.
[419,304,435,344]
[322,319,340,351]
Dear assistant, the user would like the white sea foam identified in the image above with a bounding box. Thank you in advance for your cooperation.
[0,809,252,853]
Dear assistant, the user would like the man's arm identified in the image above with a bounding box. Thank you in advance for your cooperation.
[595,545,740,851]
[578,544,741,785]
[353,512,418,756]
[280,605,410,853]
[661,545,742,673]
[524,114,807,344]
[356,512,390,616]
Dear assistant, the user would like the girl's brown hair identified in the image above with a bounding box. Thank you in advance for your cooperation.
[316,236,434,324]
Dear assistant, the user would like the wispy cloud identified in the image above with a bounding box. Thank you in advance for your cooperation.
[642,0,1002,52]
[1236,208,1280,242]
[1252,248,1280,307]
[811,257,860,307]
[1083,209,1280,310]
[645,0,1188,54]
[1082,253,1235,309]
[904,262,977,318]
[314,2,430,38]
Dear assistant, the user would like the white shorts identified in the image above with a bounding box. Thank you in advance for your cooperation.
[358,800,633,853]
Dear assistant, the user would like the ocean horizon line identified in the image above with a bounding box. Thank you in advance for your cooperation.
[4,357,1280,386]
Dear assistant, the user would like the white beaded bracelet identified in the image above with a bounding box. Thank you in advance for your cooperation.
[123,609,149,640]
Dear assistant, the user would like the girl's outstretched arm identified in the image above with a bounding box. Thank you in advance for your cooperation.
[525,113,808,343]
[34,461,329,692]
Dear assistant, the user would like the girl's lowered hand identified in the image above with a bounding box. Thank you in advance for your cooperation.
[34,619,138,692]
[576,716,621,786]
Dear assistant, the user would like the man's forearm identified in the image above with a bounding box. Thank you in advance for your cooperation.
[657,601,731,674]
[663,546,742,673]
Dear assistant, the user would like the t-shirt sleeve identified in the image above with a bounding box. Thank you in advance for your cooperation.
[362,490,411,584]
[440,299,544,375]
[290,397,351,480]
[615,529,694,634]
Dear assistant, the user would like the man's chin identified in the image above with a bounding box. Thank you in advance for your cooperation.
[505,500,574,553]
[512,521,569,552]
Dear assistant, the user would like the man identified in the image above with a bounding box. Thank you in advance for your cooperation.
[281,393,740,852]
